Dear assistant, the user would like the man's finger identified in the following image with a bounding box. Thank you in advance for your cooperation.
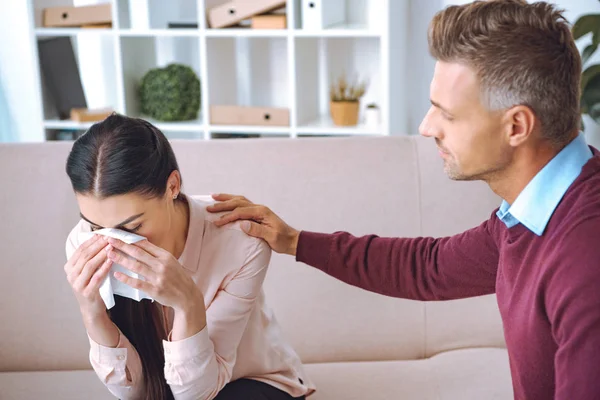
[241,221,267,240]
[207,198,251,213]
[211,193,238,201]
[213,206,265,227]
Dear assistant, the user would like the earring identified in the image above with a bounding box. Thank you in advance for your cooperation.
[173,193,178,200]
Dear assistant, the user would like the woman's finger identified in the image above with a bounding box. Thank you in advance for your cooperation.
[72,243,110,291]
[113,271,153,294]
[106,238,161,269]
[134,239,169,260]
[107,247,155,279]
[70,236,110,278]
[82,257,113,298]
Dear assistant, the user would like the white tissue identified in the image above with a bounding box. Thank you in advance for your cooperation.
[78,228,154,309]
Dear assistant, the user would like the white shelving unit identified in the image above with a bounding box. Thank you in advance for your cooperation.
[28,0,408,140]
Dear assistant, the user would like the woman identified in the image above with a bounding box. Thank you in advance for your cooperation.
[63,114,314,400]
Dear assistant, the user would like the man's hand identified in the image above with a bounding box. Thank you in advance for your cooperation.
[207,194,300,256]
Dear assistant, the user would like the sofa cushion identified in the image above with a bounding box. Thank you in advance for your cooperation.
[304,348,512,400]
[0,348,511,400]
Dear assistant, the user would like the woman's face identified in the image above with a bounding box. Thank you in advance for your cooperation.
[76,173,181,248]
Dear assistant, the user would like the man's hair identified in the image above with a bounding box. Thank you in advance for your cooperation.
[428,0,581,147]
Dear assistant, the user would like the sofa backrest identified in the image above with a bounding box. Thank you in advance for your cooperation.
[0,136,504,372]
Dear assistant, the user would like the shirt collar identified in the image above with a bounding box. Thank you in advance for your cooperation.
[496,133,593,236]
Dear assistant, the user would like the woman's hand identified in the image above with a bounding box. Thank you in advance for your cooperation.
[106,238,207,339]
[64,234,113,319]
[106,238,203,312]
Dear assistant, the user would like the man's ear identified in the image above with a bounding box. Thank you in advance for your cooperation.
[504,105,536,147]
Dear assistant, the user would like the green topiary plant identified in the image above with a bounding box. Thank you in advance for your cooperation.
[139,63,200,122]
[573,6,600,126]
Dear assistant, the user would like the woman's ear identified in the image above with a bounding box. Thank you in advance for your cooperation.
[166,170,181,199]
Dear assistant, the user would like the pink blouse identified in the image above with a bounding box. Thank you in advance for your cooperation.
[66,195,315,400]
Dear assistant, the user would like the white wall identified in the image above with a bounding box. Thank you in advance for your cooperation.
[0,1,44,142]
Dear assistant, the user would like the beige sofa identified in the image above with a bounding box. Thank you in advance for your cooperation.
[0,136,513,399]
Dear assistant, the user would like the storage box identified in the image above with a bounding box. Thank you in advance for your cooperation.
[251,14,287,29]
[207,0,286,29]
[301,0,345,30]
[70,108,114,123]
[210,105,290,126]
[43,4,112,28]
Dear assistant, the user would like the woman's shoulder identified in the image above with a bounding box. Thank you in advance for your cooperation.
[188,194,271,258]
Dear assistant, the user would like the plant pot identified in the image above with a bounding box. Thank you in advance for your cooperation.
[330,101,359,126]
[364,107,380,129]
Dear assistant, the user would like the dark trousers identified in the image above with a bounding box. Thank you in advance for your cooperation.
[214,379,305,400]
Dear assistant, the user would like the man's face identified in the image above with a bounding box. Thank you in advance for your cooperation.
[419,61,513,181]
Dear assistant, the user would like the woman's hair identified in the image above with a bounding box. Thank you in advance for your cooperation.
[428,0,581,148]
[66,113,181,400]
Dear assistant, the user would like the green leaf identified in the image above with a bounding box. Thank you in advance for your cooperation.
[583,43,599,65]
[581,72,600,121]
[581,64,600,95]
[572,14,600,42]
[590,103,600,123]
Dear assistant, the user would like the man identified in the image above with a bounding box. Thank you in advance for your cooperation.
[207,1,600,399]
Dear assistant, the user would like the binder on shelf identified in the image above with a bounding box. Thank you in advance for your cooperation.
[210,105,290,126]
[37,37,87,120]
[43,4,112,28]
[301,0,345,30]
[207,0,286,29]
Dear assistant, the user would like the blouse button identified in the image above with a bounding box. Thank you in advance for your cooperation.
[117,355,125,361]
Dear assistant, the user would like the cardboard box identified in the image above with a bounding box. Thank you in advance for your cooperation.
[207,0,286,29]
[210,105,290,126]
[251,14,287,29]
[43,4,112,28]
[70,108,114,123]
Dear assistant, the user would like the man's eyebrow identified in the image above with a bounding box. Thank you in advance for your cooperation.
[431,99,454,115]
[79,213,144,228]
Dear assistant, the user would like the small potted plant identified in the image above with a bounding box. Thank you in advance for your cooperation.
[364,102,380,128]
[329,74,368,126]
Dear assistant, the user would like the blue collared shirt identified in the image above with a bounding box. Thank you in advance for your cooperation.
[496,133,593,236]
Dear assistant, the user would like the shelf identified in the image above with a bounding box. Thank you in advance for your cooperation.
[44,119,94,130]
[35,28,115,37]
[209,125,290,134]
[293,23,381,37]
[206,37,289,111]
[205,29,289,38]
[296,115,381,135]
[120,35,202,120]
[118,29,200,37]
[143,117,204,132]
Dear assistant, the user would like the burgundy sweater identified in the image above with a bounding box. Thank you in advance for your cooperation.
[296,155,600,400]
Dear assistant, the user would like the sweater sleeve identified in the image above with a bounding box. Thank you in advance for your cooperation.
[296,214,500,301]
[546,217,600,400]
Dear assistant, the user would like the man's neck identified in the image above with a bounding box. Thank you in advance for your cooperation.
[488,142,563,205]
